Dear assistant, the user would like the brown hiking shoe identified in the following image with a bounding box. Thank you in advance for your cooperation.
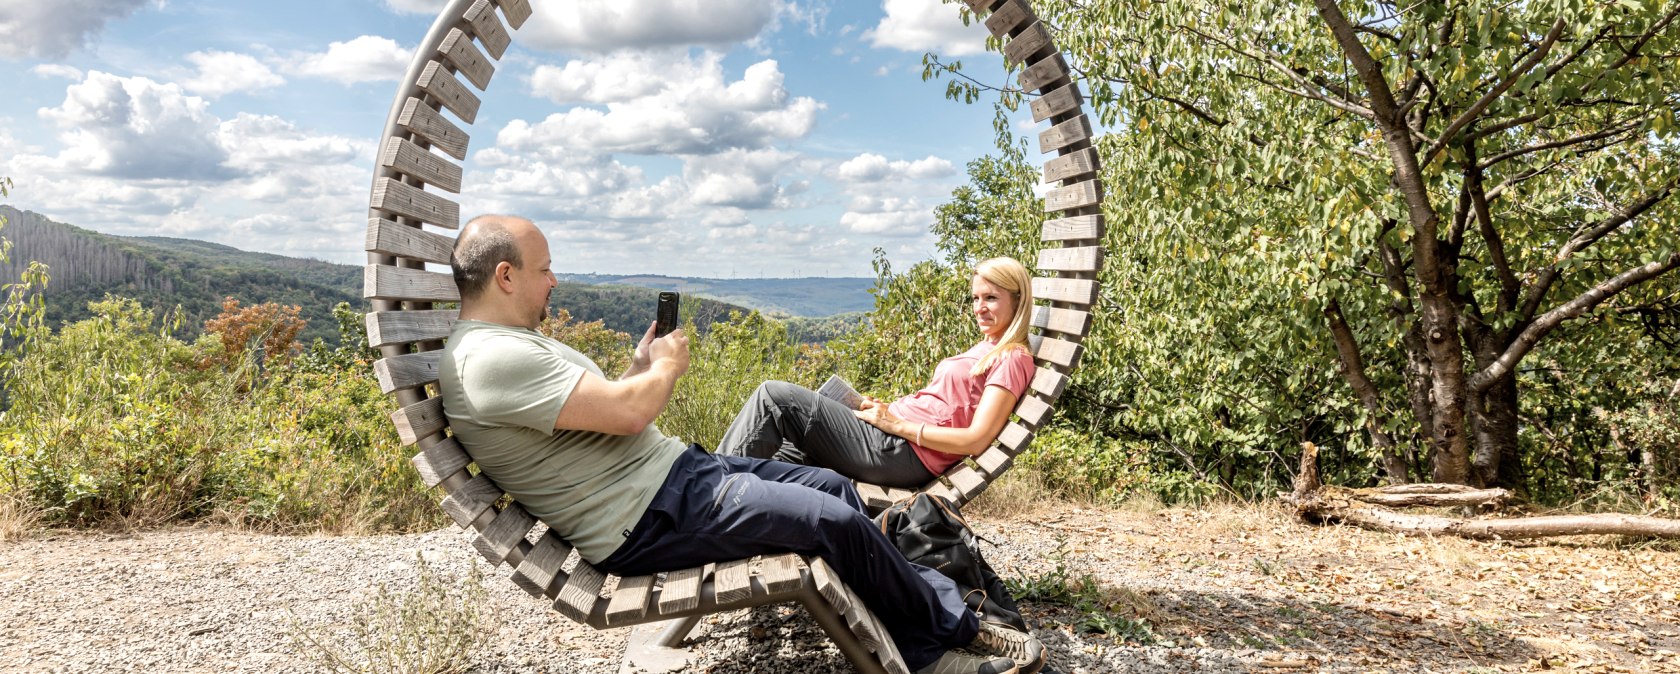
[914,648,1017,674]
[969,621,1046,674]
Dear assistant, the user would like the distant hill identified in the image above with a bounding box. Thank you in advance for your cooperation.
[0,207,872,344]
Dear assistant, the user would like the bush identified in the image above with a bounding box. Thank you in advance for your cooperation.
[661,310,812,448]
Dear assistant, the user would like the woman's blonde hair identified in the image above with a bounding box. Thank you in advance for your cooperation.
[970,256,1033,377]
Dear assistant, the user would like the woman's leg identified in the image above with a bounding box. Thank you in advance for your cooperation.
[716,381,934,488]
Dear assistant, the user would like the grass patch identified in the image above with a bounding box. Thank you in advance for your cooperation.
[1007,540,1163,642]
[289,555,494,674]
[0,491,41,541]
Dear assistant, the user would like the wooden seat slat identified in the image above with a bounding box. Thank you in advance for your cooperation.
[975,447,1013,476]
[982,0,1033,38]
[1039,115,1093,155]
[437,28,494,91]
[998,422,1032,453]
[760,554,805,594]
[946,465,987,500]
[657,566,705,614]
[1038,244,1103,273]
[463,0,512,60]
[371,176,461,228]
[960,0,1004,14]
[1018,52,1069,93]
[885,486,914,503]
[1046,179,1102,213]
[398,98,469,161]
[555,561,608,622]
[366,217,455,264]
[1031,304,1091,337]
[1043,146,1098,185]
[1032,276,1098,304]
[1033,336,1083,369]
[1015,391,1052,425]
[1030,366,1069,401]
[374,350,442,393]
[411,435,471,487]
[391,395,448,445]
[1031,83,1083,123]
[604,574,657,625]
[1041,213,1103,242]
[418,61,482,124]
[472,504,537,565]
[368,309,457,349]
[365,264,460,303]
[1003,21,1053,67]
[493,0,532,29]
[854,482,892,511]
[713,558,755,606]
[440,473,502,527]
[383,137,464,193]
[511,530,572,598]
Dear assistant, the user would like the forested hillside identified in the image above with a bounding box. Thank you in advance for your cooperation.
[557,273,876,317]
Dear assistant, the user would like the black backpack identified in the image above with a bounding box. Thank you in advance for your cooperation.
[874,493,1027,631]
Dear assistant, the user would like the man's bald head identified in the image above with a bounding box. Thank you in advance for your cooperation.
[452,214,536,301]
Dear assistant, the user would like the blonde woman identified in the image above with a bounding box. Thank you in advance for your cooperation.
[719,257,1036,489]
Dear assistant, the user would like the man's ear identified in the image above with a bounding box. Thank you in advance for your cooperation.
[494,260,516,293]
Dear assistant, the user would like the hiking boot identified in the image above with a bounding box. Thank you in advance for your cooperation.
[970,621,1046,674]
[914,648,1017,674]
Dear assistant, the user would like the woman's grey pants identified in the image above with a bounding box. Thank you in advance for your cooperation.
[717,381,936,489]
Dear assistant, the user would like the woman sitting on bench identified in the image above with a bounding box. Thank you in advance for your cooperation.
[719,256,1035,489]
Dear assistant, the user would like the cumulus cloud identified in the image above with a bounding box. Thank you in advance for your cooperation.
[521,0,778,51]
[182,50,285,98]
[839,194,934,236]
[291,35,410,85]
[37,71,234,181]
[510,53,820,156]
[683,149,799,209]
[32,64,84,80]
[383,0,448,14]
[835,153,955,183]
[0,0,153,60]
[864,0,989,57]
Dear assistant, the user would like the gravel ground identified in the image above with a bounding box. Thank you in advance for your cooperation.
[2,502,1677,673]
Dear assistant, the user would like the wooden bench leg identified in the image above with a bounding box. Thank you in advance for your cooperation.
[620,617,698,674]
[799,585,892,674]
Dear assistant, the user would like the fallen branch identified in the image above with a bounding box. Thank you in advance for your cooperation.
[1347,487,1511,508]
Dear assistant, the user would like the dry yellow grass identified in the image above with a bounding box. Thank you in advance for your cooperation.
[0,492,42,542]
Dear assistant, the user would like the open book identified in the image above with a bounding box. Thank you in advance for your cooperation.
[817,374,865,410]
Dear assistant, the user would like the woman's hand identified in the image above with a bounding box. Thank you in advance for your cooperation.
[853,398,906,436]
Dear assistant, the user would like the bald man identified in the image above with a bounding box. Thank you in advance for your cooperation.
[437,215,1040,674]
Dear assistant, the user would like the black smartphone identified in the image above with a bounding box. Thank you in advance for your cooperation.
[655,291,680,337]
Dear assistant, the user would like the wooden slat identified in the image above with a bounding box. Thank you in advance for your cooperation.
[1032,305,1091,337]
[511,531,572,598]
[371,176,461,228]
[1032,276,1098,304]
[383,137,463,193]
[1045,179,1101,213]
[929,481,962,503]
[855,482,894,512]
[366,217,455,264]
[1039,115,1093,155]
[375,350,442,393]
[555,562,608,622]
[1038,245,1103,273]
[1014,392,1052,426]
[439,473,501,527]
[1031,366,1070,400]
[760,554,805,594]
[961,0,1003,14]
[1042,214,1103,241]
[411,435,471,487]
[946,465,987,500]
[885,486,914,503]
[1018,52,1069,93]
[1003,21,1052,68]
[471,504,537,565]
[1031,83,1083,123]
[437,28,493,91]
[998,422,1032,453]
[657,566,705,614]
[605,574,657,625]
[463,0,511,60]
[392,395,447,445]
[713,558,755,606]
[983,0,1033,38]
[975,448,1013,476]
[1043,147,1098,185]
[368,309,458,348]
[494,0,532,29]
[398,98,469,161]
[1033,336,1083,369]
[418,61,481,124]
[366,264,460,303]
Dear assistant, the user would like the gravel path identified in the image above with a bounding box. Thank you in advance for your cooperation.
[2,503,1676,673]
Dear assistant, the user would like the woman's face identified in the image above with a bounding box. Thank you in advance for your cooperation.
[971,274,1017,342]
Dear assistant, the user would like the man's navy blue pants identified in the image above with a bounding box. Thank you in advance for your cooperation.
[597,444,976,671]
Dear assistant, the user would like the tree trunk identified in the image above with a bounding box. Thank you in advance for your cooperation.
[1295,502,1680,540]
[1470,370,1521,489]
[1324,300,1410,483]
[1422,291,1472,484]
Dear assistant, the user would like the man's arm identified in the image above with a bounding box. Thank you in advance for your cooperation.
[556,328,689,435]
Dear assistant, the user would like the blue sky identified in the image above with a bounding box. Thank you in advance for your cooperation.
[0,0,1029,277]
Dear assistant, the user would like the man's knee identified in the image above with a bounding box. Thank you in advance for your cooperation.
[757,380,799,404]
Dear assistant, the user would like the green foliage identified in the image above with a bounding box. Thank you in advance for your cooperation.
[290,555,492,674]
[1006,540,1160,641]
[661,311,814,448]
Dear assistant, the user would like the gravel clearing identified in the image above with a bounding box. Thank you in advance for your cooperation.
[3,502,1677,673]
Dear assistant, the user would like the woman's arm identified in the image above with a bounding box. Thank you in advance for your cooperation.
[853,385,1019,457]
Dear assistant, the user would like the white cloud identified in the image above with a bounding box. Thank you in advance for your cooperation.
[512,53,820,156]
[292,35,409,85]
[32,64,84,80]
[835,153,954,183]
[684,148,799,208]
[0,0,153,59]
[182,50,285,98]
[383,0,448,14]
[37,71,234,181]
[521,0,778,51]
[864,0,990,57]
[840,194,933,236]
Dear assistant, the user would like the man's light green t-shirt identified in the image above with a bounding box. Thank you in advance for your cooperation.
[438,319,684,563]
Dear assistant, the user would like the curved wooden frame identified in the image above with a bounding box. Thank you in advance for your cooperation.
[362,1,1103,672]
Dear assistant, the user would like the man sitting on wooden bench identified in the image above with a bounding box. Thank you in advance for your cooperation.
[437,214,1044,674]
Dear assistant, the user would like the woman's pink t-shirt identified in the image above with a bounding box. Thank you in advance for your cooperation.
[888,340,1035,476]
